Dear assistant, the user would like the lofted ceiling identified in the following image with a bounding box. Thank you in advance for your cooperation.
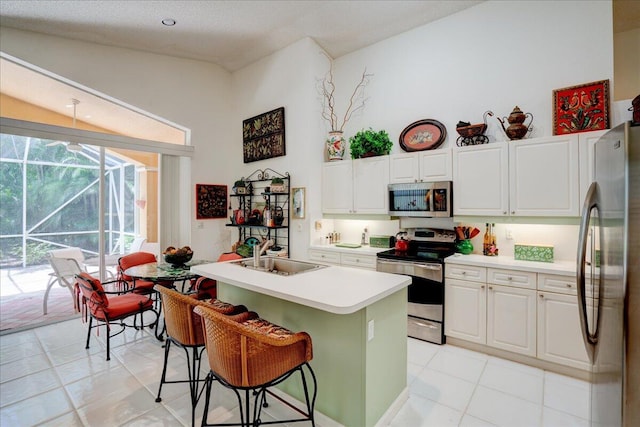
[0,1,484,72]
[0,0,484,141]
[1,1,636,140]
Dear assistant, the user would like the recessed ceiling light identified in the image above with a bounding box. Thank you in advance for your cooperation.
[162,18,176,26]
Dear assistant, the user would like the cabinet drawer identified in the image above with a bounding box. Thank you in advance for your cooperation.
[308,250,340,265]
[340,253,376,270]
[488,268,536,289]
[445,264,486,283]
[538,273,577,295]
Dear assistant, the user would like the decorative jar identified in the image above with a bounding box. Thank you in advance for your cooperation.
[326,131,345,161]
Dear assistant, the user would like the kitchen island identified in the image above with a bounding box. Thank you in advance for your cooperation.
[191,259,411,427]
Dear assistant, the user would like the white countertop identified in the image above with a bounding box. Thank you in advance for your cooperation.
[445,253,576,276]
[191,258,411,315]
[308,244,390,255]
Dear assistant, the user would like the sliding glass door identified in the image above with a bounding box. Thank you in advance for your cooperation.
[0,132,156,279]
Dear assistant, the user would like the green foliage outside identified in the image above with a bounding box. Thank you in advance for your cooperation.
[0,134,136,267]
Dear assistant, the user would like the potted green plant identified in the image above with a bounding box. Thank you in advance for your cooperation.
[349,128,393,159]
[270,177,286,193]
[233,179,247,195]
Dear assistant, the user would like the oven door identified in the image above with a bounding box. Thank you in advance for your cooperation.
[376,258,445,343]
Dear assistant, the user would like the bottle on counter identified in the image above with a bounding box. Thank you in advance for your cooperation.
[483,223,490,256]
[490,223,499,256]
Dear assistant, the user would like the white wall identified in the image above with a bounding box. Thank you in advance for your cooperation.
[332,0,613,151]
[230,38,327,259]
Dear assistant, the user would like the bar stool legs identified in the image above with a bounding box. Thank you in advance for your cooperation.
[201,362,317,427]
[155,337,206,427]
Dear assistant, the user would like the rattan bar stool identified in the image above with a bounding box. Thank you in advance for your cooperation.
[154,285,248,427]
[194,305,317,427]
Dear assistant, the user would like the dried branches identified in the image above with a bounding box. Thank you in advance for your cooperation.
[319,53,372,132]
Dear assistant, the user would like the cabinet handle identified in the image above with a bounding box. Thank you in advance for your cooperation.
[503,211,507,215]
[489,286,493,290]
[566,283,572,288]
[539,294,544,298]
[461,271,466,275]
[507,276,513,281]
[511,211,515,214]
[481,285,485,289]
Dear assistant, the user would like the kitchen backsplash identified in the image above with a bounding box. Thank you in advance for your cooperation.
[310,217,579,262]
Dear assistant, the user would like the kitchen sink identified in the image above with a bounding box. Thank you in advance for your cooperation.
[230,257,327,276]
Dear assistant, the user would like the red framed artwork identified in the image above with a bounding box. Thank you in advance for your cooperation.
[196,184,227,219]
[553,80,610,135]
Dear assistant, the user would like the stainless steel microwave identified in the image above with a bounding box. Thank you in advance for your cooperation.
[388,181,452,217]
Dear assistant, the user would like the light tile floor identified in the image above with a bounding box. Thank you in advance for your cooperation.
[0,319,591,426]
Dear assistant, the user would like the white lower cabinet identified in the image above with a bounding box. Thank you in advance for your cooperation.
[308,249,376,270]
[446,266,536,356]
[487,284,536,356]
[444,278,486,344]
[445,262,588,370]
[537,290,590,370]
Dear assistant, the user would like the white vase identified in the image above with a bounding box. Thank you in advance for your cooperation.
[326,131,346,161]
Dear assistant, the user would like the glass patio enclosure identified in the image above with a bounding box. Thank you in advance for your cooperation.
[0,132,139,269]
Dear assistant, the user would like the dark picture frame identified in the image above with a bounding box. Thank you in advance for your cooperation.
[242,107,286,163]
[553,80,610,135]
[399,119,447,152]
[196,184,227,219]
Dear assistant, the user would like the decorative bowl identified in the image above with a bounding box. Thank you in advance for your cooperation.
[163,245,193,265]
[163,251,193,267]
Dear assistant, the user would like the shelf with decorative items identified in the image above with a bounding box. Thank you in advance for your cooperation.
[227,168,290,258]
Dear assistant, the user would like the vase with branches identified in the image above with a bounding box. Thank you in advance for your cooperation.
[319,53,372,160]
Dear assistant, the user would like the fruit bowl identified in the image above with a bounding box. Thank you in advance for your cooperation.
[163,246,193,267]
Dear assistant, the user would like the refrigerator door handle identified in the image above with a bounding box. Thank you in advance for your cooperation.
[577,181,599,363]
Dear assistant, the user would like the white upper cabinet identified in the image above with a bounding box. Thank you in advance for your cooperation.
[454,134,581,217]
[389,149,452,183]
[578,129,607,205]
[453,143,509,216]
[322,156,389,214]
[322,161,353,213]
[509,135,580,216]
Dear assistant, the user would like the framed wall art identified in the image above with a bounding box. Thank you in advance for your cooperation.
[399,119,447,152]
[291,187,305,219]
[196,184,227,219]
[242,107,286,163]
[553,80,610,135]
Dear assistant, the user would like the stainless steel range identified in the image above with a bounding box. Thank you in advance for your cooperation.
[376,228,456,344]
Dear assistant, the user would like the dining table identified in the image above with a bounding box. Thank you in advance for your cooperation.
[124,259,212,339]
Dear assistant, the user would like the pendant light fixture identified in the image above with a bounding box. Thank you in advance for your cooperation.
[47,98,83,151]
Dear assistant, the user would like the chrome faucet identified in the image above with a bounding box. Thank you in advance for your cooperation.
[253,239,274,267]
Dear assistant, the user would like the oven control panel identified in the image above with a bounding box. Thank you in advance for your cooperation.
[408,228,456,243]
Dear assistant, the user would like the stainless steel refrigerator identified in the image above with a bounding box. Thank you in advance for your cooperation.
[577,121,639,427]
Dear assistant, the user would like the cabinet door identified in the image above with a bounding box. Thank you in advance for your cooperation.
[389,153,419,183]
[578,130,607,205]
[419,149,452,181]
[308,249,341,265]
[444,278,486,344]
[509,135,580,216]
[487,285,536,356]
[537,291,590,370]
[453,143,509,216]
[353,156,389,214]
[340,253,377,270]
[322,161,353,213]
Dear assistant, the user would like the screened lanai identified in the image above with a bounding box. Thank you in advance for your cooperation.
[0,133,141,269]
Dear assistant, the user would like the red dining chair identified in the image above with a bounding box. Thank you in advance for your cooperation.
[117,251,158,295]
[74,272,158,361]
